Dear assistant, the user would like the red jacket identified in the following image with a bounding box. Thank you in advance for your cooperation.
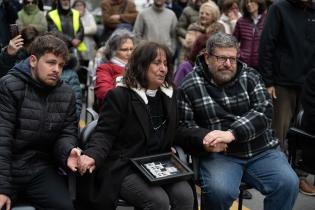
[95,62,125,103]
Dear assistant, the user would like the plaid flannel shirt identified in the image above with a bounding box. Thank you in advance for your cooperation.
[178,55,278,158]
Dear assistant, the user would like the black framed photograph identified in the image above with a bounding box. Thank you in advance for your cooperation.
[130,153,194,185]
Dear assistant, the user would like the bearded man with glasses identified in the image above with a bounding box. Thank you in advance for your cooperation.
[176,32,299,210]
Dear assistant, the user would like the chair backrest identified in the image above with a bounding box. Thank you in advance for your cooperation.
[86,107,99,121]
[173,146,199,183]
[295,110,304,128]
[79,119,98,148]
[288,110,315,174]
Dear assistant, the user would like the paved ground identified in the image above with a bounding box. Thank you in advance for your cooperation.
[243,175,315,210]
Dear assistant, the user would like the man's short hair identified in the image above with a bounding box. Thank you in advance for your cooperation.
[29,34,69,61]
[206,32,239,54]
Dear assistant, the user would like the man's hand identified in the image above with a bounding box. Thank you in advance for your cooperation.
[71,39,81,48]
[67,148,81,172]
[203,142,228,153]
[77,154,96,176]
[0,194,11,210]
[7,35,23,55]
[203,130,235,146]
[267,86,277,99]
[109,14,120,21]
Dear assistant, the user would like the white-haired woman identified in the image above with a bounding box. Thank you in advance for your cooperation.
[94,29,135,110]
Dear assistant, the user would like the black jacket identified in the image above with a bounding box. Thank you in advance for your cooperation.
[76,86,197,210]
[0,47,28,78]
[259,0,315,87]
[301,69,315,133]
[0,58,78,197]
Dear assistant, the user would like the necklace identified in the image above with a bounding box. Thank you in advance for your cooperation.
[147,105,166,131]
[146,93,166,131]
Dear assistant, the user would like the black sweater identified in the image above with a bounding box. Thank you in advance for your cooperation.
[259,0,315,87]
[301,69,315,133]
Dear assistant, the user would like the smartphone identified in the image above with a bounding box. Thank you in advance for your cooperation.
[9,24,20,39]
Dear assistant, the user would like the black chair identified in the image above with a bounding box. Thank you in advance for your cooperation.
[79,119,136,209]
[287,111,315,183]
[174,146,252,210]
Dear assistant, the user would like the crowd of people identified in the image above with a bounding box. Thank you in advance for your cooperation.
[0,0,315,209]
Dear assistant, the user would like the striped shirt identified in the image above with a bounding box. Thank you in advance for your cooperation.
[178,55,278,158]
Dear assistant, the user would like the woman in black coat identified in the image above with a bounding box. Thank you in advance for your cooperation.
[76,41,195,210]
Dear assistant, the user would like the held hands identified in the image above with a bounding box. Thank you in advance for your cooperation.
[203,142,228,153]
[67,147,82,172]
[203,130,235,149]
[0,194,11,210]
[110,14,120,21]
[7,35,24,56]
[77,155,96,176]
[67,147,96,175]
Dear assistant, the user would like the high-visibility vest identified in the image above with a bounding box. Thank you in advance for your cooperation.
[48,9,87,52]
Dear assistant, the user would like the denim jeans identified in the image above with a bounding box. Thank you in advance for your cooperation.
[199,149,299,210]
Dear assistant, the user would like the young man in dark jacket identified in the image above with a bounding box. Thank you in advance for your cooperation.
[0,34,81,210]
[177,32,299,210]
[258,0,315,194]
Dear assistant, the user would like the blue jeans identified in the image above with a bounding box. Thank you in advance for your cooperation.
[199,149,299,210]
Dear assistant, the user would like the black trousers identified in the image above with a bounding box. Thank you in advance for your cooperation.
[11,166,74,210]
[120,173,194,210]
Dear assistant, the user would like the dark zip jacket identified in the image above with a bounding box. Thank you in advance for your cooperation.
[259,0,315,87]
[0,59,78,197]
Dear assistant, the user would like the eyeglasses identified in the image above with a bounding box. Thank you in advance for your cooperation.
[210,53,237,65]
[118,48,133,52]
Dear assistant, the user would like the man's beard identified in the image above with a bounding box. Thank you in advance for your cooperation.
[211,68,236,85]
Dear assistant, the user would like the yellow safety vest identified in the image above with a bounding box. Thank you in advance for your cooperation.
[48,9,87,52]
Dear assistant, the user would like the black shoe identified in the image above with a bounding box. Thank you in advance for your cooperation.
[242,190,252,199]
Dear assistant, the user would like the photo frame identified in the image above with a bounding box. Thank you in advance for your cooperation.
[130,153,194,185]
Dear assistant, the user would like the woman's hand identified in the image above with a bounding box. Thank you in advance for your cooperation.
[67,147,81,172]
[203,142,228,153]
[77,154,96,175]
